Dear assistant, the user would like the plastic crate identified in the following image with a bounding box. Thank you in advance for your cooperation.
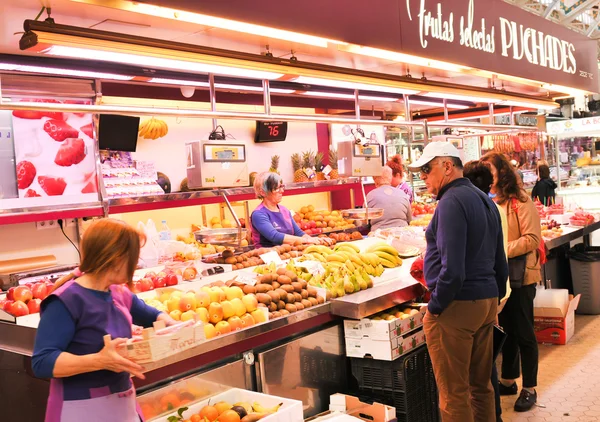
[350,345,439,422]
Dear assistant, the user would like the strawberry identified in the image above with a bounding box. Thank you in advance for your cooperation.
[24,189,41,197]
[16,161,36,189]
[54,138,86,167]
[38,176,67,196]
[81,178,98,194]
[43,119,79,142]
[13,99,63,120]
[80,123,94,139]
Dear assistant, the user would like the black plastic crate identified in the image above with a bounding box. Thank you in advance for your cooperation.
[350,345,439,422]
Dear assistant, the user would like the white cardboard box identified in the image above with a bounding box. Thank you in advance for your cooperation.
[345,328,426,361]
[152,388,303,422]
[343,309,424,341]
[534,294,581,345]
[328,394,396,421]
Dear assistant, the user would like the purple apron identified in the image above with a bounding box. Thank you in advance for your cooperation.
[43,281,143,422]
[250,203,296,247]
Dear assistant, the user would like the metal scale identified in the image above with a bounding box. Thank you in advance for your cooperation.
[185,140,249,189]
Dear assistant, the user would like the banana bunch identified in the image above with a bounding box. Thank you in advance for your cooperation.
[299,244,333,263]
[252,402,283,414]
[138,117,169,140]
[366,242,403,268]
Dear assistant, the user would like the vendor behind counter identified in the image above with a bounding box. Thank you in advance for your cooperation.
[366,166,412,232]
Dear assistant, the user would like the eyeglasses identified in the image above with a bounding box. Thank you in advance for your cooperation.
[273,184,285,193]
[420,158,454,175]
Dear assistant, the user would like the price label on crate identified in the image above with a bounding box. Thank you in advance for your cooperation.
[316,287,328,301]
[234,271,257,286]
[260,251,283,266]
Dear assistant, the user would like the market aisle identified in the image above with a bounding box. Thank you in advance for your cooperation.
[500,315,600,422]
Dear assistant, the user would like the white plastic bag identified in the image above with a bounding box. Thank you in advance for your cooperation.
[139,220,159,268]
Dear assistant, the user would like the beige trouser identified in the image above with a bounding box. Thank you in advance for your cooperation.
[424,298,498,422]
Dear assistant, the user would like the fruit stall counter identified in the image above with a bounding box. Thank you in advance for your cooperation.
[0,253,423,421]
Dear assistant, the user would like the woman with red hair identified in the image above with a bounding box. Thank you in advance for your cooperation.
[386,155,414,203]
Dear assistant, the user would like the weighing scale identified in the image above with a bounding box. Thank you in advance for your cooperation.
[336,139,384,178]
[186,141,249,189]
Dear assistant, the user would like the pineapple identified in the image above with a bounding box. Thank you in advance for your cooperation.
[303,150,315,170]
[269,155,280,174]
[329,149,339,180]
[292,153,308,183]
[315,151,326,181]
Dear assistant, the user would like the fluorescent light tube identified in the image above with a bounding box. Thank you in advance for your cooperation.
[301,91,399,101]
[293,76,418,95]
[0,62,133,81]
[408,99,470,109]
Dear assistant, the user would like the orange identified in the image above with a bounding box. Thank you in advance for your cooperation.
[190,415,202,422]
[160,392,180,412]
[218,409,241,422]
[214,402,233,415]
[199,405,219,421]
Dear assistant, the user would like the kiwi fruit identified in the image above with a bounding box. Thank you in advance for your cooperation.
[286,293,296,303]
[275,288,288,301]
[271,281,281,290]
[242,285,256,295]
[256,293,272,306]
[269,312,274,319]
[267,291,280,303]
[285,271,298,282]
[317,296,325,304]
[269,302,278,312]
[295,302,305,311]
[280,309,290,316]
[293,292,303,302]
[258,275,272,284]
[277,300,285,310]
[258,303,267,308]
[285,303,297,313]
[281,285,295,293]
[301,299,312,308]
[277,275,292,285]
[307,286,318,298]
[291,282,303,293]
[299,280,308,289]
[308,297,319,306]
[272,311,281,319]
[300,289,309,299]
[276,268,288,276]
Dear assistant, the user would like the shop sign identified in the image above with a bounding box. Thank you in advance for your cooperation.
[547,117,600,135]
[494,115,539,126]
[398,0,598,93]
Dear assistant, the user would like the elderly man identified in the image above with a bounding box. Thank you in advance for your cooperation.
[409,142,508,422]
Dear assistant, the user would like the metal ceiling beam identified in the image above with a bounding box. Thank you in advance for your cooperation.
[586,12,600,35]
[560,0,600,23]
[543,0,562,18]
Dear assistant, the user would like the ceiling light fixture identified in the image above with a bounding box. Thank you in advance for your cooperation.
[301,91,400,101]
[0,62,133,81]
[501,100,558,110]
[69,0,347,48]
[293,76,418,95]
[340,45,471,73]
[408,99,470,109]
[421,92,506,104]
[147,78,294,93]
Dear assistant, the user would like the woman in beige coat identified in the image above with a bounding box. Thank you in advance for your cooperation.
[482,152,542,414]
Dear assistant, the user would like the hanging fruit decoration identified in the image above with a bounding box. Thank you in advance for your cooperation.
[139,117,169,140]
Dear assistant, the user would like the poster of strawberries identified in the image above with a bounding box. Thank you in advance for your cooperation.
[11,99,99,206]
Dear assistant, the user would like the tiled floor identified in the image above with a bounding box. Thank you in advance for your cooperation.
[500,315,600,422]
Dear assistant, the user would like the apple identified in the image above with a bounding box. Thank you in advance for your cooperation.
[27,298,42,314]
[129,280,142,293]
[2,300,14,312]
[6,287,15,301]
[31,283,48,300]
[13,286,33,303]
[156,271,168,279]
[309,221,317,229]
[139,278,154,292]
[144,271,157,279]
[9,301,29,317]
[166,274,178,287]
[153,277,167,289]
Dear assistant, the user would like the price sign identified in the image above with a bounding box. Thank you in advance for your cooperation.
[260,251,283,266]
[234,271,258,286]
[295,261,325,277]
[255,121,288,143]
[315,287,328,301]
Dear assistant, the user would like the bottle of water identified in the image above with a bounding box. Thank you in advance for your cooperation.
[159,220,172,241]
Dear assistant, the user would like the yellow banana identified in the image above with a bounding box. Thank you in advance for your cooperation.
[304,245,322,255]
[349,254,363,267]
[335,242,360,253]
[326,254,346,263]
[365,253,381,267]
[345,260,356,272]
[253,401,282,413]
[373,251,399,265]
[380,258,397,268]
[369,244,399,257]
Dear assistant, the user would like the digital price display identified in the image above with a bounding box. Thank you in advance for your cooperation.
[255,121,288,143]
[216,150,234,160]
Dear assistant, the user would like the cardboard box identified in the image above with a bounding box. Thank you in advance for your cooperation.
[328,394,396,422]
[343,309,424,341]
[345,328,426,361]
[534,294,581,345]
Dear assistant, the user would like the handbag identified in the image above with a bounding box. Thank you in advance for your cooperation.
[493,324,507,361]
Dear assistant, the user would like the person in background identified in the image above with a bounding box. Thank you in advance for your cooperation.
[366,165,411,231]
[386,154,414,203]
[32,219,177,422]
[531,164,557,206]
[464,160,511,422]
[510,159,524,185]
[409,142,507,422]
[250,172,331,248]
[481,152,542,413]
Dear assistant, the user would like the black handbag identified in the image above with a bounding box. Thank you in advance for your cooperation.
[493,325,507,361]
[508,254,527,289]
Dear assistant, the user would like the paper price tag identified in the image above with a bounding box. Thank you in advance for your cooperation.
[322,164,332,176]
[260,251,283,265]
[235,271,257,286]
[296,261,325,276]
[316,287,328,301]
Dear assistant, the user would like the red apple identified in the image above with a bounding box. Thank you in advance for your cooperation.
[144,271,156,279]
[153,277,167,289]
[13,286,33,303]
[139,278,153,292]
[166,274,178,286]
[156,271,167,279]
[2,300,14,312]
[31,283,48,300]
[9,301,29,317]
[129,280,142,293]
[27,298,41,314]
[310,221,317,229]
[6,287,15,301]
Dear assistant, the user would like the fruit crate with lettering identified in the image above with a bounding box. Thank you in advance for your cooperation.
[350,345,439,422]
[114,319,205,364]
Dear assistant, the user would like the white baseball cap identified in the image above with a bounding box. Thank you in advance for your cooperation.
[408,141,461,171]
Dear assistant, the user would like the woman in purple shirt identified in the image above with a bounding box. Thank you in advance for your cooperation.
[32,219,175,422]
[387,155,414,203]
[251,172,332,248]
